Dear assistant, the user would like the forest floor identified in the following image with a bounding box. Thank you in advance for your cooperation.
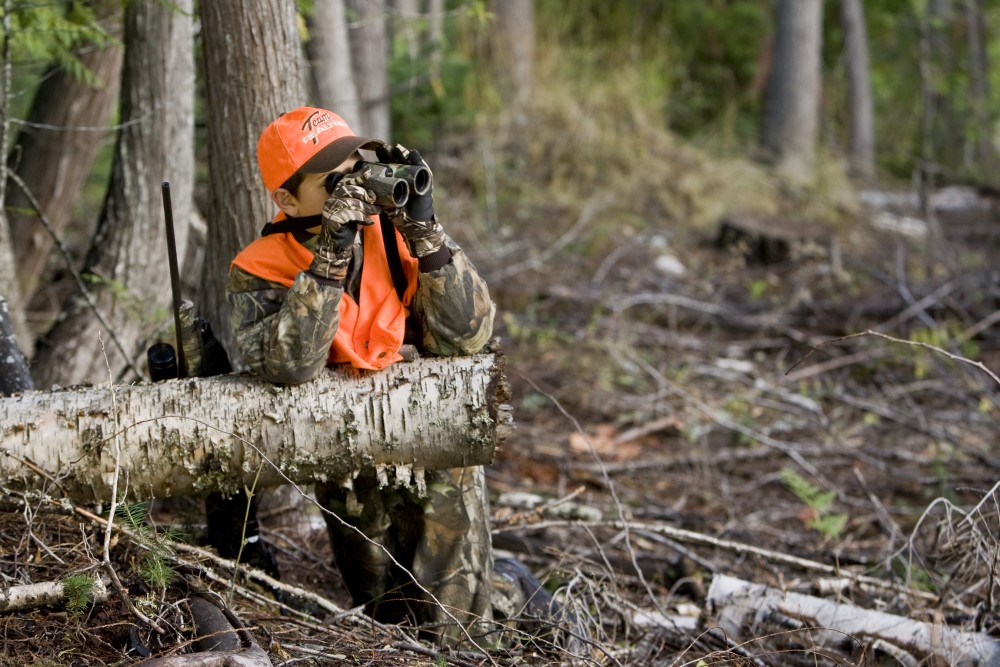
[2,171,999,665]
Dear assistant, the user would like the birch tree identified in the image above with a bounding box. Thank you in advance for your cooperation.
[1,355,508,502]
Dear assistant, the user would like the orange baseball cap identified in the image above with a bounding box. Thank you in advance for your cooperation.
[257,107,380,192]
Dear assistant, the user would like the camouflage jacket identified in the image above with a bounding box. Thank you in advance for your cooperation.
[226,229,495,384]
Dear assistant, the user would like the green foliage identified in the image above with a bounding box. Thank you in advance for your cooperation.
[534,1,770,142]
[60,574,96,615]
[1,2,118,88]
[389,2,492,148]
[780,467,848,539]
[115,502,180,589]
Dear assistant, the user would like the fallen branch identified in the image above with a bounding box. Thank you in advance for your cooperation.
[1,354,510,502]
[707,574,1000,666]
[498,518,942,605]
[0,574,109,612]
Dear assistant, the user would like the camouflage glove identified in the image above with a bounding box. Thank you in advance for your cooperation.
[376,143,446,258]
[309,181,378,282]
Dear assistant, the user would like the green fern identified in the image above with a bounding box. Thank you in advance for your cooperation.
[2,2,118,88]
[780,467,848,539]
[781,468,836,513]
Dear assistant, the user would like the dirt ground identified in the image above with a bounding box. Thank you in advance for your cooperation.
[1,186,998,666]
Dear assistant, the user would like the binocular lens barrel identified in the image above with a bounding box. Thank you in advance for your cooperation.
[405,166,431,195]
[388,180,409,207]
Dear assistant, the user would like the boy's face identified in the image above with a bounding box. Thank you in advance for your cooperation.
[272,152,361,218]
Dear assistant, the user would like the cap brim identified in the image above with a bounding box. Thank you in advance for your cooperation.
[300,136,382,174]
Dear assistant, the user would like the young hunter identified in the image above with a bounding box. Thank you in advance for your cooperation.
[225,107,532,646]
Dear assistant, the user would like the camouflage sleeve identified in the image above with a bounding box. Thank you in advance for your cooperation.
[411,237,495,357]
[226,265,342,384]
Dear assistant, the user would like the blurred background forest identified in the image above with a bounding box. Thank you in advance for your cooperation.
[1,1,1000,665]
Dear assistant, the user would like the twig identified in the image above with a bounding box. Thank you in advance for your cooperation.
[781,347,888,384]
[788,329,999,387]
[496,518,942,605]
[518,373,671,623]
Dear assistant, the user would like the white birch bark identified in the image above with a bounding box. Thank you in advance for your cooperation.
[708,574,1000,666]
[1,355,510,502]
[0,576,109,612]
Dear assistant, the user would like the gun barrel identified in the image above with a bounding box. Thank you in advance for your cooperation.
[161,182,187,378]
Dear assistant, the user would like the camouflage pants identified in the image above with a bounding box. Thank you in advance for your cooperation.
[315,465,494,647]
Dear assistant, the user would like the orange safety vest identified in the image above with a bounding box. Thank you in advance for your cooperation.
[230,217,419,371]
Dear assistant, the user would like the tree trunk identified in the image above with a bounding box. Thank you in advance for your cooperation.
[30,0,196,389]
[308,0,363,128]
[346,0,390,139]
[428,0,445,86]
[964,0,995,179]
[0,219,29,356]
[0,355,510,503]
[489,0,535,111]
[198,0,306,366]
[759,0,823,179]
[840,0,875,180]
[7,0,124,304]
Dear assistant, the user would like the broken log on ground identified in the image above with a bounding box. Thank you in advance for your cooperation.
[707,574,1000,666]
[0,354,511,502]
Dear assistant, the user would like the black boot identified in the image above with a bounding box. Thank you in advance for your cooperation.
[204,490,280,579]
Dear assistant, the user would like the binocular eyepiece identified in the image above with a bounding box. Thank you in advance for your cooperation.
[324,161,431,209]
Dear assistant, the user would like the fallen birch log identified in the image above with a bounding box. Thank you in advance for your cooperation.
[1,354,511,502]
[707,574,1000,666]
[0,575,110,612]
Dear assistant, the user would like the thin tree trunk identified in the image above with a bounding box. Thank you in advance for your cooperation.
[759,0,823,179]
[198,0,306,366]
[840,0,875,180]
[490,0,535,111]
[0,355,509,502]
[30,0,196,389]
[0,3,28,356]
[308,0,363,128]
[346,0,390,139]
[965,0,995,178]
[7,0,124,302]
[428,0,445,87]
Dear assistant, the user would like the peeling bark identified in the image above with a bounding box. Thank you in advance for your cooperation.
[0,576,109,612]
[0,354,511,502]
[707,574,1000,666]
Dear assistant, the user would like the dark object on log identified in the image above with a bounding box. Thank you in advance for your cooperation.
[0,296,33,396]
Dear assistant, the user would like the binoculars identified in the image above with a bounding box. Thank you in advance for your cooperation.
[324,161,431,209]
